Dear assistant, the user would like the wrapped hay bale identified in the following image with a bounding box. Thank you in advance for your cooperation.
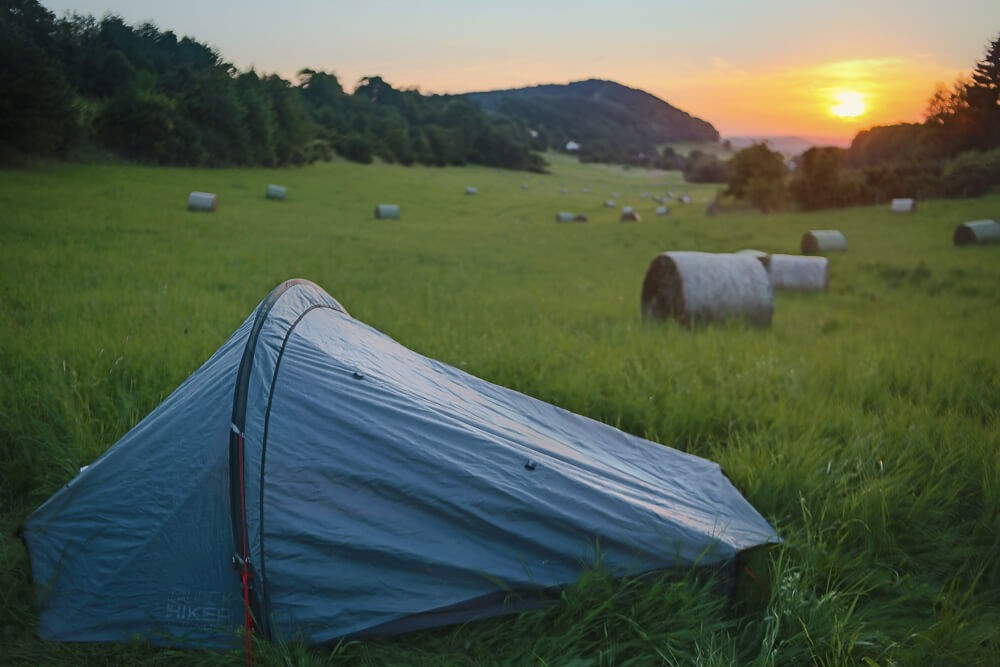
[737,249,770,268]
[374,204,401,219]
[465,186,478,195]
[265,184,286,200]
[954,219,1000,245]
[604,200,617,208]
[890,198,916,213]
[679,194,692,204]
[187,191,218,212]
[768,254,828,291]
[641,251,773,327]
[801,229,847,254]
[620,207,641,222]
[655,206,669,216]
[555,211,577,222]
[582,187,591,193]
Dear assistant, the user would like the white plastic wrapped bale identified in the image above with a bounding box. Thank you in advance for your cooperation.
[555,211,576,223]
[604,200,617,208]
[655,206,669,216]
[620,208,641,222]
[374,204,401,219]
[641,251,773,327]
[801,230,848,254]
[768,254,828,291]
[266,184,287,200]
[187,191,218,212]
[954,220,1000,245]
[737,249,770,268]
[890,198,916,213]
[465,187,477,195]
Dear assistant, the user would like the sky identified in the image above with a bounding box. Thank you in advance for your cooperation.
[42,0,1000,142]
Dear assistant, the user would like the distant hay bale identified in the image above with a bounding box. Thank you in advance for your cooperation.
[640,192,650,199]
[641,251,773,327]
[954,219,1000,245]
[737,249,770,268]
[768,254,828,291]
[679,194,692,204]
[374,204,400,219]
[573,213,589,222]
[801,229,847,254]
[582,187,591,193]
[620,208,641,222]
[890,198,916,213]
[604,200,617,208]
[521,184,530,190]
[265,184,286,201]
[187,191,218,212]
[465,186,478,195]
[560,188,569,194]
[655,206,669,216]
[555,211,575,222]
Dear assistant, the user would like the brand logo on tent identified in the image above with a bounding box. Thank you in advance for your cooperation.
[165,589,232,624]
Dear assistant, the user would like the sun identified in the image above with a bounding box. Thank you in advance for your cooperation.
[831,91,866,119]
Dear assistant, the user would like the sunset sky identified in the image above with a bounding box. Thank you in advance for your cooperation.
[42,1,999,142]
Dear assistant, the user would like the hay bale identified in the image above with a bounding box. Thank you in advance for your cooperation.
[679,194,692,204]
[954,219,1000,245]
[604,200,617,208]
[187,191,218,212]
[890,198,916,213]
[582,187,591,193]
[641,251,773,327]
[555,211,576,222]
[801,229,847,254]
[640,192,650,199]
[620,208,641,222]
[521,184,530,190]
[768,254,828,291]
[737,249,770,268]
[374,204,401,219]
[465,186,478,195]
[265,184,286,201]
[573,214,589,222]
[655,206,669,216]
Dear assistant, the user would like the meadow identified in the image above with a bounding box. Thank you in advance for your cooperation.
[1,153,998,665]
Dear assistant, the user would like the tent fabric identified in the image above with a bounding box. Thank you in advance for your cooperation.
[25,279,779,648]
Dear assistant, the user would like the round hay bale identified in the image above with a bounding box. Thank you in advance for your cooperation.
[265,184,286,201]
[655,205,669,216]
[188,191,218,212]
[555,211,576,223]
[801,230,847,254]
[520,184,530,190]
[604,200,617,208]
[737,249,770,269]
[679,194,692,204]
[620,209,641,222]
[573,213,589,222]
[954,219,1000,246]
[768,254,828,291]
[641,251,773,327]
[465,186,478,195]
[374,204,401,219]
[890,198,916,213]
[582,187,591,193]
[560,188,569,194]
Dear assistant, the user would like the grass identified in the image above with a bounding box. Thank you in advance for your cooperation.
[1,154,998,665]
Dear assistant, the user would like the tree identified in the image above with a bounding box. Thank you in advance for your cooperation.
[726,144,787,212]
[790,147,865,210]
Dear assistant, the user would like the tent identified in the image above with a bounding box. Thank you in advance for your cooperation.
[24,279,778,648]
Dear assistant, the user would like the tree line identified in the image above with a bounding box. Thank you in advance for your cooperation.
[0,0,545,170]
[713,33,1000,212]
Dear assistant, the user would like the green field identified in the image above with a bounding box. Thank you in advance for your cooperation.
[1,154,998,665]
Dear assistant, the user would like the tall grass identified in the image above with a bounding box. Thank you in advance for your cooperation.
[1,156,998,664]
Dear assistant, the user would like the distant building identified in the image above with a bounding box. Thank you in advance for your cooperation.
[565,141,580,152]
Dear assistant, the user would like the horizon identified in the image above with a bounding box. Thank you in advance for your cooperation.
[40,1,999,142]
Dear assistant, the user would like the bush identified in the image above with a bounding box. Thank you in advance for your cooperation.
[942,148,1000,197]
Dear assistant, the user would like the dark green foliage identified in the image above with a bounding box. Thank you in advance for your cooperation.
[683,150,730,183]
[790,147,866,210]
[941,148,1000,197]
[726,144,788,212]
[0,0,543,170]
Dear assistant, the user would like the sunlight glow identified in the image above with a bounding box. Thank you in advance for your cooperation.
[831,91,866,118]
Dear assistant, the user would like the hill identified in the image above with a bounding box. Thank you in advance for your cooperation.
[464,79,719,160]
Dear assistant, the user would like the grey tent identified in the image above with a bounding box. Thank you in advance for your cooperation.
[24,279,778,648]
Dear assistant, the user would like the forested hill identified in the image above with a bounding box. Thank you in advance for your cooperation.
[465,79,719,162]
[0,0,544,170]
